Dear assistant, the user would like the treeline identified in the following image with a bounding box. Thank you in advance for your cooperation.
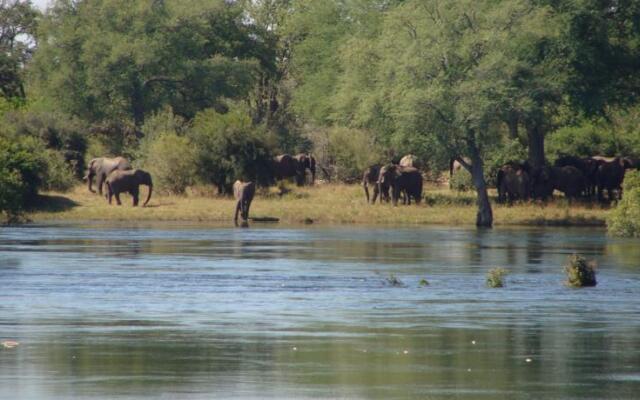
[1,0,640,226]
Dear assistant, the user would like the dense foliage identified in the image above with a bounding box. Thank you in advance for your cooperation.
[0,135,47,219]
[607,170,640,237]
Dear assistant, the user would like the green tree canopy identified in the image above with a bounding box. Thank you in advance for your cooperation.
[30,0,273,126]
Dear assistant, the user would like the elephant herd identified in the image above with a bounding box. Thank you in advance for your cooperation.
[497,155,640,203]
[83,153,317,224]
[84,156,153,207]
[362,154,423,206]
[83,151,636,226]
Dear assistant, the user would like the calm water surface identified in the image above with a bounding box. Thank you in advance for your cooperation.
[1,223,639,399]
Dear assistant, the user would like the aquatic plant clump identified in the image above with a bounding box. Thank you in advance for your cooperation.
[385,273,405,287]
[486,268,508,288]
[564,255,597,287]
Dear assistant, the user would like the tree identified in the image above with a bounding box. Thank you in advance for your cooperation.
[30,0,265,126]
[327,0,564,227]
[0,0,39,101]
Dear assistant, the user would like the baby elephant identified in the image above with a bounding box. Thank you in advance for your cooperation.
[233,180,255,224]
[105,169,153,207]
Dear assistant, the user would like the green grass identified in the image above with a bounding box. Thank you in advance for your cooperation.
[27,183,610,226]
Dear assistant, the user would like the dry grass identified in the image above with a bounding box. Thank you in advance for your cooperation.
[28,183,610,226]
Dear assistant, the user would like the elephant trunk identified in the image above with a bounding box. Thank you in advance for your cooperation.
[143,182,153,207]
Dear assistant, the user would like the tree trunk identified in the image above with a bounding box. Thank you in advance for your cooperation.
[465,144,493,228]
[526,123,545,168]
[507,111,519,140]
[131,79,145,127]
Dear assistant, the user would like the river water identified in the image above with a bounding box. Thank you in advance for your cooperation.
[0,223,639,399]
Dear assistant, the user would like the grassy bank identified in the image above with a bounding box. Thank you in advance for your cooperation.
[28,183,610,227]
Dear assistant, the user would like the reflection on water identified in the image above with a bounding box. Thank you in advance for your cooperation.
[1,223,639,399]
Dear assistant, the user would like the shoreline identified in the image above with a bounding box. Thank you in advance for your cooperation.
[25,184,610,228]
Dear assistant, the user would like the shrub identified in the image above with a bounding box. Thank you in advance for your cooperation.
[41,149,76,192]
[140,133,197,194]
[608,171,640,237]
[0,136,47,219]
[564,255,597,287]
[3,111,88,178]
[486,268,507,288]
[449,168,473,191]
[188,107,275,193]
[326,127,382,182]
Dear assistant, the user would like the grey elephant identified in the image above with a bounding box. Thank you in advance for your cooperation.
[105,169,153,206]
[362,164,383,204]
[379,164,422,206]
[84,156,132,195]
[497,162,531,203]
[595,157,633,201]
[233,180,256,225]
[273,154,304,186]
[532,165,586,201]
[294,153,316,185]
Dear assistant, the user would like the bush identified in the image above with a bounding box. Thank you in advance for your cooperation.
[326,127,382,182]
[41,149,76,192]
[0,136,48,219]
[608,171,640,237]
[564,255,597,287]
[140,133,197,194]
[3,111,88,178]
[547,113,640,161]
[188,107,275,193]
[449,168,473,191]
[486,268,507,288]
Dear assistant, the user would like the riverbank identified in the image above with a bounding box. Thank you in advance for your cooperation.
[28,184,609,226]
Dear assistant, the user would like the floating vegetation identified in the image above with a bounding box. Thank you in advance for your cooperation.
[564,254,597,287]
[486,268,508,288]
[385,273,405,287]
[419,278,430,287]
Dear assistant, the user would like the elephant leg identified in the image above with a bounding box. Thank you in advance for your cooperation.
[132,187,140,207]
[115,192,122,205]
[372,185,379,204]
[234,200,241,223]
[97,174,105,196]
[364,184,370,203]
[243,200,250,220]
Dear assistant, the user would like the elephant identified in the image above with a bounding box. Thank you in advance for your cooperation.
[399,154,421,169]
[378,164,422,206]
[363,164,385,204]
[532,165,586,201]
[294,153,316,185]
[84,156,132,195]
[272,154,304,186]
[554,155,599,197]
[497,162,531,203]
[105,169,153,206]
[233,180,256,225]
[596,157,633,201]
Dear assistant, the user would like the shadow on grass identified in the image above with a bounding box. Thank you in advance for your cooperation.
[28,194,80,213]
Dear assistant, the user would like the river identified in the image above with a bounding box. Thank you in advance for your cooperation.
[1,223,639,399]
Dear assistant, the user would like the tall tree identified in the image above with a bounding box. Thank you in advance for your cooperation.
[0,0,38,101]
[30,0,267,126]
[330,0,563,226]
